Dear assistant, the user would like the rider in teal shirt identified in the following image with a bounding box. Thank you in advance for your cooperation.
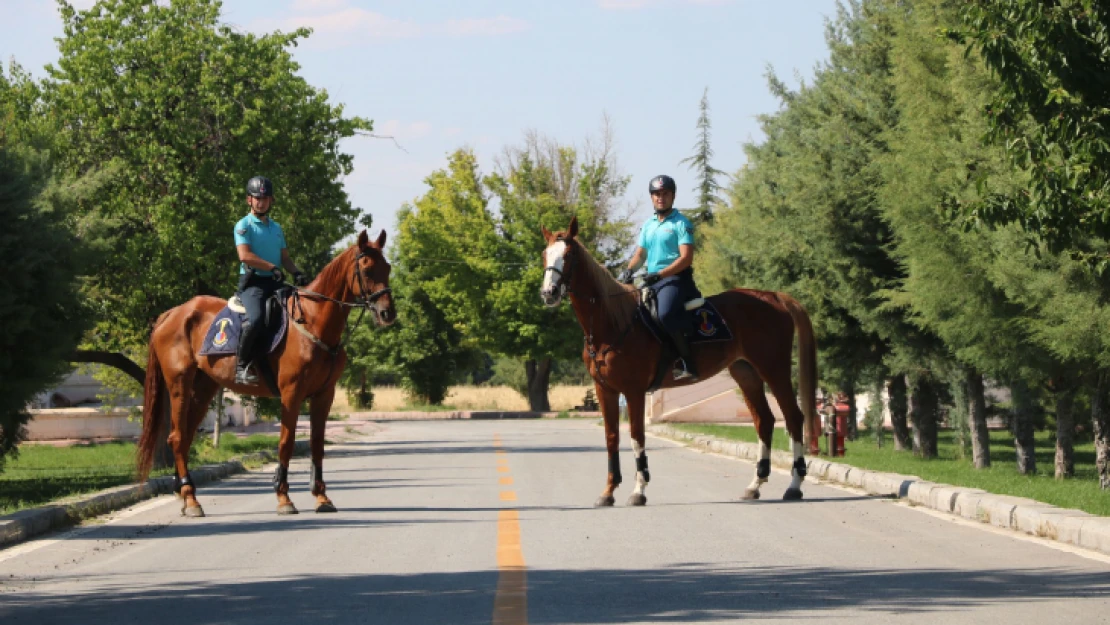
[232,176,310,385]
[617,175,703,381]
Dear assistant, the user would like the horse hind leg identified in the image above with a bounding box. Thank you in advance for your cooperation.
[729,361,775,501]
[167,367,210,517]
[765,368,808,501]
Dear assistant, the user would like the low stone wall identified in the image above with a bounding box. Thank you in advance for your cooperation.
[26,408,142,441]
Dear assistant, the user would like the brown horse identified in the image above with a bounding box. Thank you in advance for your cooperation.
[540,217,819,506]
[137,230,395,516]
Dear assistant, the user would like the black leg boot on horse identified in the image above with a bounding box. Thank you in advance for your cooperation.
[235,320,261,385]
[668,328,699,382]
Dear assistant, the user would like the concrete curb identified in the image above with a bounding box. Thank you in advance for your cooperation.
[0,439,309,551]
[348,410,602,420]
[650,425,1110,558]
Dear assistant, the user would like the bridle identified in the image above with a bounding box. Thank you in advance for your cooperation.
[289,249,393,358]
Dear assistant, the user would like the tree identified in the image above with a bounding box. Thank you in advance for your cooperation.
[397,128,632,410]
[955,0,1110,262]
[0,145,88,470]
[679,87,725,223]
[45,0,371,370]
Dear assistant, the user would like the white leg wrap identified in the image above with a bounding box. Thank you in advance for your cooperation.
[632,440,647,496]
[746,441,771,492]
[788,439,805,491]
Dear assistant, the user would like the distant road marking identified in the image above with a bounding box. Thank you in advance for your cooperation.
[493,435,527,625]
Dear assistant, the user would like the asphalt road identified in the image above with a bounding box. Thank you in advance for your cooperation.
[2,419,1109,624]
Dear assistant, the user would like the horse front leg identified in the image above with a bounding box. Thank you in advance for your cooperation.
[274,392,303,515]
[308,388,337,513]
[626,392,650,506]
[595,382,622,507]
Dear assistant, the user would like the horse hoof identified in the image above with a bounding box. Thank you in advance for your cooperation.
[182,505,206,518]
[783,488,804,501]
[627,493,647,507]
[277,503,299,515]
[594,495,615,507]
[741,489,761,501]
[315,502,338,513]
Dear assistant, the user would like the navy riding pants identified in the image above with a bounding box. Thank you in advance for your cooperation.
[238,273,281,329]
[650,271,702,334]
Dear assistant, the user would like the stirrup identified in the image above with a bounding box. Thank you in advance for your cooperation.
[672,359,698,381]
[235,365,259,385]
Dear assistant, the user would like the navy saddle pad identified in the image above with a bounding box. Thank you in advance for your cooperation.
[639,299,734,345]
[199,306,288,357]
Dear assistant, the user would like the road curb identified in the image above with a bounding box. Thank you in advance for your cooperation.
[0,440,309,550]
[649,424,1110,558]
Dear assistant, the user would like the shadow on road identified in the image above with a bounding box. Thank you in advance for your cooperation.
[3,564,1107,624]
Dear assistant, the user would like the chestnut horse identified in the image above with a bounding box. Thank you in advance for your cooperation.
[540,217,819,506]
[137,230,395,516]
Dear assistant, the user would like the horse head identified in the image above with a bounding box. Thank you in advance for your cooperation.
[354,229,396,326]
[540,216,579,307]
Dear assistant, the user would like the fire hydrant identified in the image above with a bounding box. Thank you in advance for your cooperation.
[823,394,849,457]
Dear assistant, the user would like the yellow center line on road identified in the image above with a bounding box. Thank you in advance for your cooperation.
[493,435,527,625]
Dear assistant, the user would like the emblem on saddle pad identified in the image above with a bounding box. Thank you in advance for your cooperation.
[695,309,717,337]
[212,318,232,347]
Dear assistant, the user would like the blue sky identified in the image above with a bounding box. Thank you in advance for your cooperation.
[1,0,839,238]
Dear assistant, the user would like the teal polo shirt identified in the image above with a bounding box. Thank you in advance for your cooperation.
[234,214,287,276]
[638,210,695,273]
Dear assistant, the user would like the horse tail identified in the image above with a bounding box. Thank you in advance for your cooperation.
[137,317,169,482]
[777,293,819,453]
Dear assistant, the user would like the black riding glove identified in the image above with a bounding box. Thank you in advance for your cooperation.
[616,268,634,284]
[643,272,662,286]
[271,268,284,283]
[294,271,309,287]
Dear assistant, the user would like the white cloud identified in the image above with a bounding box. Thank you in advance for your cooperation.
[290,0,348,11]
[598,0,659,9]
[253,6,529,46]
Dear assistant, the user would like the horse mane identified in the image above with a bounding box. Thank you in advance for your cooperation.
[571,241,639,334]
[314,244,359,293]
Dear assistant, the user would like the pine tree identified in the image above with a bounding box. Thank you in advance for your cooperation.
[679,87,725,224]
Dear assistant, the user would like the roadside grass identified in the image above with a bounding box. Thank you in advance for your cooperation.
[0,434,280,516]
[669,424,1110,517]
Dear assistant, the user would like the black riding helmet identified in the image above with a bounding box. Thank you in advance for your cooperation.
[246,176,274,198]
[649,175,676,194]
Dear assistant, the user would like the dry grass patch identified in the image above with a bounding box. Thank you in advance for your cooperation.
[332,385,592,412]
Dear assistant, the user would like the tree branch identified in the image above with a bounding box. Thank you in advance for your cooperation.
[71,350,145,386]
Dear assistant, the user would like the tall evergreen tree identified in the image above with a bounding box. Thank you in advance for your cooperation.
[679,87,725,223]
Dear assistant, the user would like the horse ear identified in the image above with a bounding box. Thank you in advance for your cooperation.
[357,230,369,249]
[375,230,387,249]
[541,225,553,243]
[568,216,579,239]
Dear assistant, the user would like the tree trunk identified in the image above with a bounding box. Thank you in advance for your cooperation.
[213,388,223,448]
[1054,382,1074,479]
[845,386,858,441]
[889,376,911,451]
[967,370,991,469]
[525,358,552,412]
[909,376,938,459]
[1092,372,1110,489]
[71,350,145,385]
[1011,380,1037,475]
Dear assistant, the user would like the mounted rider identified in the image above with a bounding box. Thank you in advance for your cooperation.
[617,174,702,381]
[233,176,310,384]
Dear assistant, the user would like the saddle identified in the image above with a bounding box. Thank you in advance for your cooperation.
[199,289,291,358]
[638,286,734,391]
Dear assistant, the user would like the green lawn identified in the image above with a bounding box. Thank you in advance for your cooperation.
[669,424,1110,517]
[0,434,280,516]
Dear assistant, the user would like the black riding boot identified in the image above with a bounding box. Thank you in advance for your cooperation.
[235,320,260,385]
[669,329,699,382]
